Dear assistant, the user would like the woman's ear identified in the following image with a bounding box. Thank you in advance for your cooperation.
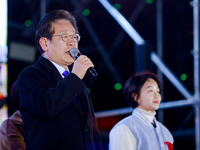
[39,37,48,52]
[132,93,138,101]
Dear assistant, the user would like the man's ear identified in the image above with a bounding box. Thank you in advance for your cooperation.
[39,37,48,52]
[132,93,138,101]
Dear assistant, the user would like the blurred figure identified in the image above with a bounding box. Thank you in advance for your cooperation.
[109,71,173,150]
[18,9,102,150]
[0,80,25,150]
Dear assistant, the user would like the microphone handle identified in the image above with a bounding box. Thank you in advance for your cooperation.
[74,53,81,59]
[88,67,98,77]
[74,52,98,77]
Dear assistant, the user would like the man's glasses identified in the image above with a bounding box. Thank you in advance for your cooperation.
[53,33,81,43]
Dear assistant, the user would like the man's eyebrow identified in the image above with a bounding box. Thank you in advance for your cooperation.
[58,30,76,33]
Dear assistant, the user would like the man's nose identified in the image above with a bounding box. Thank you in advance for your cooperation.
[67,39,76,46]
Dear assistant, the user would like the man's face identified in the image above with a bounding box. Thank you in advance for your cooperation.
[43,19,78,69]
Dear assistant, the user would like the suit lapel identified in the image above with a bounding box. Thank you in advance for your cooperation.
[37,56,62,82]
[37,56,87,120]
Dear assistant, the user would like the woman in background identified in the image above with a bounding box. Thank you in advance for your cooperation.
[109,71,173,150]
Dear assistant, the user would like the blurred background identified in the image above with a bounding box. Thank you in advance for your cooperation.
[0,0,197,149]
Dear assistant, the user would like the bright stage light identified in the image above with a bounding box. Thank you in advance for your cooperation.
[0,0,8,63]
[0,0,8,125]
[0,0,7,47]
[99,0,145,45]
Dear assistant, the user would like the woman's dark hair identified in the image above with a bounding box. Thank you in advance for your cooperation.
[123,71,162,109]
[35,9,79,54]
[10,80,20,110]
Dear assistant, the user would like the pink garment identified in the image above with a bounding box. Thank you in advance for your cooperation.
[0,110,25,150]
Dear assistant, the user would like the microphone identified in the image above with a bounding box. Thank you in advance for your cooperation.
[69,47,98,77]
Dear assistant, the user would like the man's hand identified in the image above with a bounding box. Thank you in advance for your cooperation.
[71,55,94,79]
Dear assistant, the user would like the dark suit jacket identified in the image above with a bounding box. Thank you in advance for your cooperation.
[18,56,102,150]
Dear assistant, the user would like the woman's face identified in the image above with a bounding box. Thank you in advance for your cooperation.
[136,78,161,113]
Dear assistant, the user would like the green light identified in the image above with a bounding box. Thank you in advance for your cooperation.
[114,83,122,90]
[114,3,121,10]
[83,9,90,16]
[25,20,31,27]
[146,0,153,4]
[181,74,187,81]
[87,88,91,94]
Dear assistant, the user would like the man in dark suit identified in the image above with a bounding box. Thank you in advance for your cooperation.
[18,9,102,150]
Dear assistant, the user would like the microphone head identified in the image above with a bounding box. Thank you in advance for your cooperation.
[69,47,81,59]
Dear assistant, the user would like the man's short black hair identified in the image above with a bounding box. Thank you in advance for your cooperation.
[35,9,79,54]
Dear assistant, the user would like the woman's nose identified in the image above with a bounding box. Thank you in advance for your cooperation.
[154,92,159,97]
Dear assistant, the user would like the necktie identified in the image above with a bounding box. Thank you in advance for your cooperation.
[62,70,81,110]
[62,70,69,77]
[151,120,156,128]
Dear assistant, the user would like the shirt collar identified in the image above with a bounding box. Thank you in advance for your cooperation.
[42,55,69,78]
[136,107,156,123]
